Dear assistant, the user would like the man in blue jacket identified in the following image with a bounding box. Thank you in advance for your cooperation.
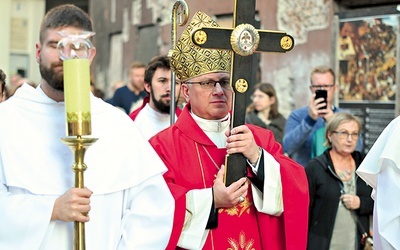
[283,66,362,166]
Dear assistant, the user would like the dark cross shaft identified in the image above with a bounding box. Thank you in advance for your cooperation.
[191,0,294,186]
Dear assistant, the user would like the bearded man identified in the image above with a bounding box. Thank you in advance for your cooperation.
[130,55,181,140]
[0,4,174,249]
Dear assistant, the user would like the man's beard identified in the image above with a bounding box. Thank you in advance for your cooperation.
[151,90,171,114]
[39,62,64,91]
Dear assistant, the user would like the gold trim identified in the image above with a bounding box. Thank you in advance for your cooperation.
[67,121,92,136]
[66,111,91,122]
[230,23,260,56]
[234,78,248,93]
[193,29,207,45]
[227,230,255,250]
[280,35,294,50]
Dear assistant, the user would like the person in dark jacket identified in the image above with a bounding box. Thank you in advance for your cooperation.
[245,83,286,144]
[305,112,373,250]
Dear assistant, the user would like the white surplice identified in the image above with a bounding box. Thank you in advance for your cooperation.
[134,103,176,140]
[0,84,174,249]
[357,116,400,250]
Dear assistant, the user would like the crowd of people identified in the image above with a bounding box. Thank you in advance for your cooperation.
[1,3,398,250]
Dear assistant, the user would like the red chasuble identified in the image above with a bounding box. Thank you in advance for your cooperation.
[150,105,309,250]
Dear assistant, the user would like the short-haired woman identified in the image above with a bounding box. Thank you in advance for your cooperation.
[305,112,373,250]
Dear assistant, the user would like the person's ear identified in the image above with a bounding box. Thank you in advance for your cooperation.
[144,82,151,93]
[35,43,41,63]
[182,83,190,102]
[327,133,333,143]
[270,96,276,105]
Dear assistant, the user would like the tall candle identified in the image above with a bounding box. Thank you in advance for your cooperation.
[64,58,91,136]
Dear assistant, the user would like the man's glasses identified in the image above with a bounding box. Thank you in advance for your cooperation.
[311,84,335,90]
[332,131,359,140]
[186,79,231,90]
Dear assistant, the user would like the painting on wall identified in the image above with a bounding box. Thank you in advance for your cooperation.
[336,11,399,153]
[337,15,398,102]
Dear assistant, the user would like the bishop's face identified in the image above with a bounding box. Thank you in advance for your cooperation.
[182,72,232,120]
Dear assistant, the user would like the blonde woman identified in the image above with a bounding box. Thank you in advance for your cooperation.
[305,112,373,250]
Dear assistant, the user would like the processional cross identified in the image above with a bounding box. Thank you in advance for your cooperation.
[190,0,294,186]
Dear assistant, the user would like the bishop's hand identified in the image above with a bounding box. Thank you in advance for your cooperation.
[213,165,249,208]
[51,187,93,222]
[225,125,260,164]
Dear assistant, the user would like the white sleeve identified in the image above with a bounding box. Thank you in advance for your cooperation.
[251,149,283,216]
[117,174,175,249]
[177,188,212,249]
[0,184,56,249]
[373,160,400,250]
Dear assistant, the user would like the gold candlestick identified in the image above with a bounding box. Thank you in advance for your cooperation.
[58,30,97,250]
[61,137,98,250]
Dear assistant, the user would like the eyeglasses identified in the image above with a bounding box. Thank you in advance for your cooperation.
[332,131,359,140]
[310,84,335,90]
[186,79,231,90]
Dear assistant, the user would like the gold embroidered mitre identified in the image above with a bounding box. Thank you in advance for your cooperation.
[170,11,232,81]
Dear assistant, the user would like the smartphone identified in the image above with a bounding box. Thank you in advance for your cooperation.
[315,89,327,110]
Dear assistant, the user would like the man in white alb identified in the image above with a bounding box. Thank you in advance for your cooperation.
[0,4,174,249]
[129,55,181,140]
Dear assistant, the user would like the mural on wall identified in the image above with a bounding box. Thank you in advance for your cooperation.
[337,14,399,154]
[277,0,330,44]
[338,16,397,102]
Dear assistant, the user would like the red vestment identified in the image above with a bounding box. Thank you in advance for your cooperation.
[150,105,309,250]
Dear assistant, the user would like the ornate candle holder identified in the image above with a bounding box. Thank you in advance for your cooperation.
[57,31,98,250]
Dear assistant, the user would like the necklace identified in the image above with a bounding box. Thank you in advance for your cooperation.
[337,169,353,181]
[330,151,354,181]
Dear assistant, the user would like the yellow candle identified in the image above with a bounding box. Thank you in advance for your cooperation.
[64,58,91,136]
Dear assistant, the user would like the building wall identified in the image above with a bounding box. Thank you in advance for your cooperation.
[89,0,338,115]
[1,0,396,113]
[0,0,45,85]
[0,0,12,79]
[90,0,176,97]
